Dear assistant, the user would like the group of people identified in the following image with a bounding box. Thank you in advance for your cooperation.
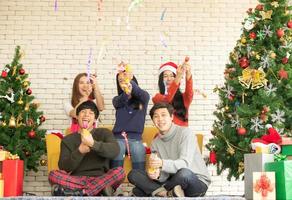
[48,59,211,197]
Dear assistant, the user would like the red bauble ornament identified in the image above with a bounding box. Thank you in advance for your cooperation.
[209,151,217,164]
[282,57,288,64]
[237,127,247,135]
[28,130,36,138]
[1,70,7,78]
[228,94,235,101]
[40,116,46,123]
[278,68,288,79]
[260,113,267,122]
[239,57,249,69]
[246,8,252,14]
[287,21,292,29]
[255,4,263,11]
[26,88,32,95]
[19,68,25,75]
[249,32,256,39]
[277,29,284,38]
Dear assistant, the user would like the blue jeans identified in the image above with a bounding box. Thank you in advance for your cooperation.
[111,139,146,170]
[128,168,208,197]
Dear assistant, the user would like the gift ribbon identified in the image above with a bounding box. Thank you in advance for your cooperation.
[121,131,131,159]
[274,154,287,161]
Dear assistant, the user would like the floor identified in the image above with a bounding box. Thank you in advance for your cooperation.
[4,196,246,200]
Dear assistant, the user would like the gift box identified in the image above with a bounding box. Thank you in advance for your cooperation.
[2,160,24,197]
[244,153,274,200]
[265,160,292,200]
[281,145,292,156]
[253,172,276,200]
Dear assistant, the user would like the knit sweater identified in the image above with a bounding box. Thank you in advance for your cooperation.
[58,128,119,176]
[152,77,193,127]
[151,124,211,186]
[112,81,150,140]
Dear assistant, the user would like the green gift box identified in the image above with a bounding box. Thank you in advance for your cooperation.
[282,145,292,156]
[265,160,292,200]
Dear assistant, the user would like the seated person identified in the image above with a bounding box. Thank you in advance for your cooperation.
[128,102,210,197]
[49,100,125,196]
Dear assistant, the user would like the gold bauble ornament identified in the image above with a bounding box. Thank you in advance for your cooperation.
[25,104,29,111]
[9,116,16,128]
[270,52,276,59]
[225,106,229,111]
[241,37,246,44]
[227,146,235,155]
[2,122,7,127]
[238,162,244,173]
[17,99,23,105]
[40,159,47,166]
[23,81,29,88]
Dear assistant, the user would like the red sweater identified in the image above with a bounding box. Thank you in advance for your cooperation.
[152,77,193,126]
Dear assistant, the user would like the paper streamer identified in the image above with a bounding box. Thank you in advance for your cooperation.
[160,33,167,48]
[86,48,92,82]
[160,8,167,21]
[54,0,57,11]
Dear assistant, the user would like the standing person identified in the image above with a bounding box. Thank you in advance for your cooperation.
[49,100,125,196]
[152,58,193,126]
[128,103,210,197]
[64,72,105,133]
[111,62,150,171]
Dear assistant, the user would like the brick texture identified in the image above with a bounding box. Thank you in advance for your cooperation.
[0,0,258,196]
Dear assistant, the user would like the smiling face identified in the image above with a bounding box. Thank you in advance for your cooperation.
[77,108,95,130]
[152,108,173,135]
[163,70,175,87]
[78,76,92,97]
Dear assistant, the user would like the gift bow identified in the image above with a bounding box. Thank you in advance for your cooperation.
[274,154,287,162]
[254,173,274,197]
[239,67,267,89]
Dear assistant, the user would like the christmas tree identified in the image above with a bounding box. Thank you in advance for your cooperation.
[0,46,46,171]
[206,0,292,180]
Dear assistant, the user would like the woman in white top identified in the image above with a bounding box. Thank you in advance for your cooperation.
[64,72,104,133]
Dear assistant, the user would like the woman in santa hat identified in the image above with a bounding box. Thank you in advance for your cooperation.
[152,59,193,126]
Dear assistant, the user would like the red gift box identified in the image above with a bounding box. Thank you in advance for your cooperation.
[2,160,24,197]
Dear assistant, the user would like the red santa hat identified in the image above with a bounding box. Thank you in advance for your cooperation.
[159,62,178,75]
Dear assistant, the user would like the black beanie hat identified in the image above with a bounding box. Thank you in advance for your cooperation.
[76,100,99,119]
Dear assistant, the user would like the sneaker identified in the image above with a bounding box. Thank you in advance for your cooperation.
[63,188,84,196]
[167,185,185,197]
[51,185,65,196]
[101,185,114,196]
[51,185,83,196]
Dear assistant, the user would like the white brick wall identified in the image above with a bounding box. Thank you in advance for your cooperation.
[0,0,258,196]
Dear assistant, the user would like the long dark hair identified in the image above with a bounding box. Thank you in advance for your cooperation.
[158,73,187,122]
[116,74,141,110]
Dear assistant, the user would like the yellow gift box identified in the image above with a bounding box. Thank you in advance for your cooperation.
[0,151,9,161]
[255,146,269,154]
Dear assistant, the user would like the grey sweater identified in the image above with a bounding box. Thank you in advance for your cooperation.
[151,124,211,186]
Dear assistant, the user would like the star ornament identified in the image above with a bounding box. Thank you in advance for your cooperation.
[278,68,288,79]
[260,10,273,20]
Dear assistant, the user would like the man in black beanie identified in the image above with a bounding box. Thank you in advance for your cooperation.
[48,100,125,196]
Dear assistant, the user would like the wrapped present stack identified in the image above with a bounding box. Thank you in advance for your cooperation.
[0,147,24,197]
[264,133,292,200]
[244,125,282,200]
[244,124,292,200]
